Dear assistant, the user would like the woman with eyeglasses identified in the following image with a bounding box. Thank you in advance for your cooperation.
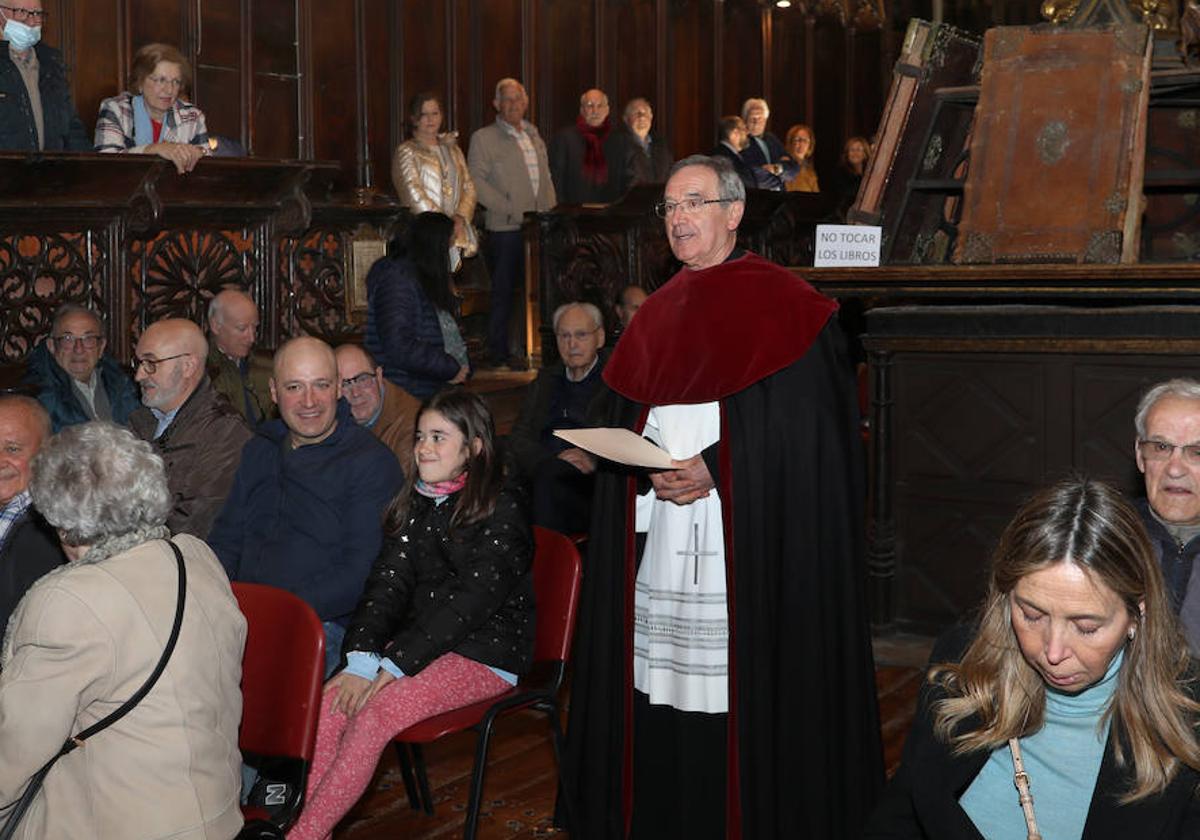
[363,212,470,399]
[866,477,1200,839]
[782,124,819,193]
[94,43,211,175]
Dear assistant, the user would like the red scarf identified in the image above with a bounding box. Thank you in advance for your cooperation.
[576,114,611,185]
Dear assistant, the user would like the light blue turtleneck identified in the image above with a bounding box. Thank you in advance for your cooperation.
[959,649,1124,840]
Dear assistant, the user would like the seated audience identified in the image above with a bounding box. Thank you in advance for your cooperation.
[128,318,251,540]
[867,477,1200,839]
[509,302,607,534]
[830,135,870,220]
[285,389,533,840]
[22,303,139,432]
[207,288,273,424]
[616,284,648,333]
[549,87,630,204]
[709,115,758,192]
[783,124,819,193]
[739,97,797,191]
[1133,378,1200,651]
[0,396,63,632]
[364,212,470,398]
[335,343,421,480]
[622,97,673,186]
[391,91,478,266]
[208,337,403,676]
[94,42,210,174]
[0,1,89,151]
[0,422,245,839]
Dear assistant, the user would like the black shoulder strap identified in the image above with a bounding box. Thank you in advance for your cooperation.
[0,539,187,840]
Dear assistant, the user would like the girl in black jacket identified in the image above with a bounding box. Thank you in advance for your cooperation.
[288,389,533,840]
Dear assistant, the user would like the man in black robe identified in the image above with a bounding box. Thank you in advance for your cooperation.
[560,154,883,839]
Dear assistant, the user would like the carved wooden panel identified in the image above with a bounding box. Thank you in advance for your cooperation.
[280,228,357,343]
[0,231,108,362]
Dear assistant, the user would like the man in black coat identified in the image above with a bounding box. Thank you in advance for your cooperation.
[509,302,607,535]
[739,97,797,191]
[622,97,673,186]
[549,88,631,205]
[560,155,882,839]
[0,2,90,152]
[709,115,759,193]
[0,395,65,632]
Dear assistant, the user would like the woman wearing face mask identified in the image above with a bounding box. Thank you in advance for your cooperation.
[866,477,1200,839]
[94,43,210,175]
[391,91,478,271]
[0,2,90,151]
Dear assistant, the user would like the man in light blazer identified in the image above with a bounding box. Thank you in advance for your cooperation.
[467,78,557,370]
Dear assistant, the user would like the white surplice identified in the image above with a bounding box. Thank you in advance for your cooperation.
[632,401,728,714]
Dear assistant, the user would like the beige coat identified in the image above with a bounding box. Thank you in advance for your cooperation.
[467,119,557,232]
[0,534,246,840]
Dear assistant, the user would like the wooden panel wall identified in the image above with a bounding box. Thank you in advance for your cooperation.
[46,0,890,196]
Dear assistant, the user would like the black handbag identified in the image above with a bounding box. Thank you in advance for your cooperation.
[0,539,187,840]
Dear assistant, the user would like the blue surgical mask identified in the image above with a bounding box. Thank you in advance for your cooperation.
[4,18,41,52]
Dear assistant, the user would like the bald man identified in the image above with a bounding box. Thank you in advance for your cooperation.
[127,318,252,539]
[0,395,65,631]
[548,87,632,205]
[209,336,403,675]
[206,288,273,424]
[335,343,421,479]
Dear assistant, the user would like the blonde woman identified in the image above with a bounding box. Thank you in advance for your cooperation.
[867,477,1200,839]
[783,124,819,193]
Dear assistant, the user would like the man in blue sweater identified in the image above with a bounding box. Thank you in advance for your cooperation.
[208,336,403,675]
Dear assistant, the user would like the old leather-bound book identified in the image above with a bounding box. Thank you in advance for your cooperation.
[954,24,1152,264]
[848,19,980,264]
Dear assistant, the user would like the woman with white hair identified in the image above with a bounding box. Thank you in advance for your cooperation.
[0,422,246,840]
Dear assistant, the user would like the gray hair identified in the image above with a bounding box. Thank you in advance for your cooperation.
[1135,378,1200,438]
[494,77,526,103]
[30,422,171,546]
[51,302,104,335]
[741,97,769,120]
[668,154,746,203]
[0,395,50,443]
[552,301,603,332]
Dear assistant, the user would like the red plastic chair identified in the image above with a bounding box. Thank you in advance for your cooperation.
[232,582,325,837]
[392,526,583,839]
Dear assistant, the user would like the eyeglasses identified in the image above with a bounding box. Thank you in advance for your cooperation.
[52,333,101,350]
[340,372,376,391]
[1137,439,1200,465]
[0,5,49,22]
[556,328,598,343]
[131,352,190,374]
[145,75,183,89]
[653,197,734,218]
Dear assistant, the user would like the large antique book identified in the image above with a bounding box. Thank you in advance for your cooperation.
[848,19,980,264]
[954,24,1152,265]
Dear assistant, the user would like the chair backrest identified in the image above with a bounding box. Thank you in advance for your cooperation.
[232,582,325,761]
[531,526,584,665]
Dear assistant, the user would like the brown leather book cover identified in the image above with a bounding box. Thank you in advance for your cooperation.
[849,19,980,266]
[954,24,1152,265]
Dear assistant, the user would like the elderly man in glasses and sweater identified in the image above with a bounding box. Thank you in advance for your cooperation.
[1134,378,1200,652]
[128,318,251,540]
[22,304,140,432]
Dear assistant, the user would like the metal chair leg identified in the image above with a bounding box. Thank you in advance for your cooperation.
[393,742,422,812]
[544,703,577,835]
[463,717,497,840]
[412,744,435,816]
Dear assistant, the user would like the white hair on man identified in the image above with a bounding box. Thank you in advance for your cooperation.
[552,301,603,333]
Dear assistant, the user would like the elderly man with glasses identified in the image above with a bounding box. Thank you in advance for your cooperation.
[561,154,882,839]
[334,343,420,479]
[508,301,608,535]
[0,0,89,151]
[128,317,251,540]
[22,304,140,432]
[1134,378,1200,652]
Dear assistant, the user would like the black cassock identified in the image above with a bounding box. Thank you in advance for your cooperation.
[560,252,884,839]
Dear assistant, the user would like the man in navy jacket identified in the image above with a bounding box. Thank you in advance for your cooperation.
[208,337,403,676]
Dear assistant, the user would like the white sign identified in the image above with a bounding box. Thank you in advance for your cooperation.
[813,224,882,267]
